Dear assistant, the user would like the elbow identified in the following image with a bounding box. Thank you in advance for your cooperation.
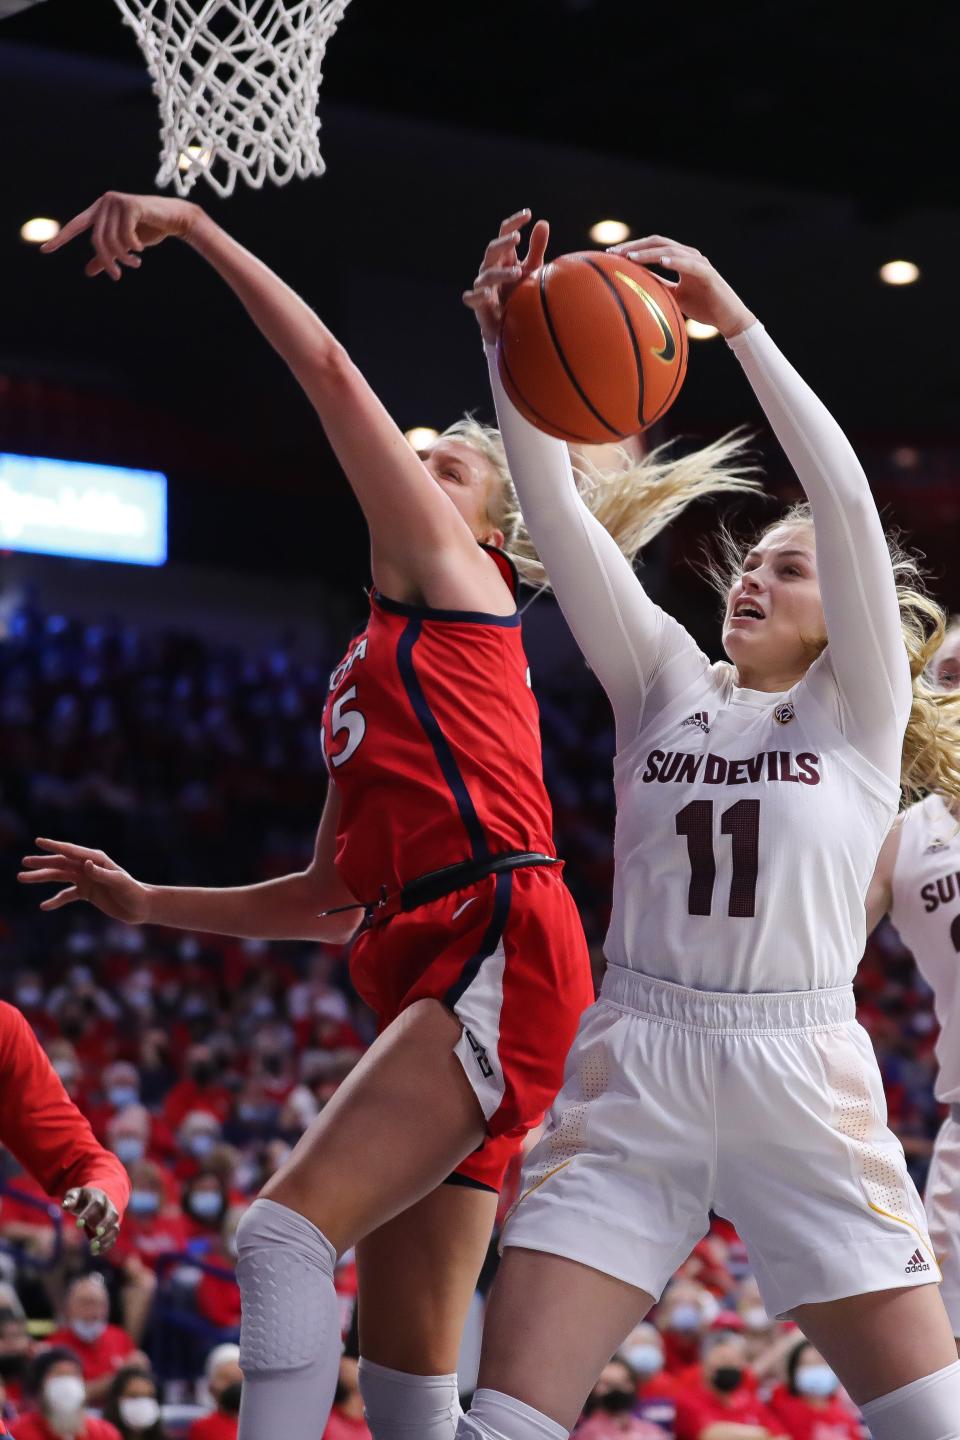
[302,338,356,390]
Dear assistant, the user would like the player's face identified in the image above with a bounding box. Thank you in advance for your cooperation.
[421,440,502,544]
[934,630,960,691]
[722,523,826,687]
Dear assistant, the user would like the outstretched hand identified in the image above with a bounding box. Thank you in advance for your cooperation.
[40,191,200,281]
[62,1188,121,1255]
[18,838,151,923]
[463,209,550,344]
[606,235,755,339]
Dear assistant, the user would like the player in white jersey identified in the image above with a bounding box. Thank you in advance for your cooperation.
[866,620,960,1348]
[454,217,960,1440]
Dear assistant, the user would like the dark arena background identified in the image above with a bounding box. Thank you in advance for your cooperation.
[1,3,959,1437]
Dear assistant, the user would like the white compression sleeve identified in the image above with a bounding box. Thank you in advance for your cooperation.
[456,1389,568,1440]
[728,324,911,780]
[485,343,704,748]
[236,1198,342,1440]
[358,1358,461,1440]
[859,1359,960,1440]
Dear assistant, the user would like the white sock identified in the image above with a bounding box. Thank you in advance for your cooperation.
[456,1389,568,1440]
[236,1198,342,1440]
[358,1357,461,1439]
[860,1360,960,1440]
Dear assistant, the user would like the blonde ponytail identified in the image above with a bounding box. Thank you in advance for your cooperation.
[439,417,761,590]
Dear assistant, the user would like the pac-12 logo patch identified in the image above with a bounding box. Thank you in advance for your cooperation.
[774,702,795,725]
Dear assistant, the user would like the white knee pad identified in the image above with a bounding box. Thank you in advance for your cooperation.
[861,1360,960,1440]
[455,1389,568,1440]
[236,1197,337,1376]
[358,1358,461,1440]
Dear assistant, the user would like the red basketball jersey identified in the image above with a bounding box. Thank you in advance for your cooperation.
[321,549,556,901]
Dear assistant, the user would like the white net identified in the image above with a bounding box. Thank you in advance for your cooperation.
[113,0,353,198]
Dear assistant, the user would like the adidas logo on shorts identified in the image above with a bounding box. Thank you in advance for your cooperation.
[464,1028,494,1080]
[905,1247,931,1274]
[681,710,710,734]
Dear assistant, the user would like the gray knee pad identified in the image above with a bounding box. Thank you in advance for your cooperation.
[236,1197,338,1375]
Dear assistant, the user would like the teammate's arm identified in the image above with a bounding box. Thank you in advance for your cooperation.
[18,785,361,946]
[865,819,903,934]
[40,192,505,610]
[466,217,701,746]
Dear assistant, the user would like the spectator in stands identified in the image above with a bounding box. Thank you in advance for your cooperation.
[47,1276,135,1405]
[172,1117,223,1185]
[767,1340,863,1440]
[321,1357,369,1440]
[105,1111,152,1174]
[195,1208,243,1335]
[0,1311,34,1414]
[180,1176,227,1254]
[186,1345,241,1440]
[619,1322,683,1430]
[575,1358,666,1439]
[655,1281,716,1375]
[163,1052,230,1134]
[101,1366,168,1440]
[11,1347,120,1440]
[673,1334,787,1440]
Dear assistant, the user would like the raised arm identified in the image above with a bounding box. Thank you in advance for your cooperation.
[466,216,704,745]
[616,234,910,778]
[42,192,505,611]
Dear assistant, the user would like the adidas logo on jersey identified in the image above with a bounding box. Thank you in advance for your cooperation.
[681,711,710,734]
[925,839,950,854]
[905,1248,931,1274]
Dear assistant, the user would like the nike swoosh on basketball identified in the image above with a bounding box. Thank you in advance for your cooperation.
[614,270,677,362]
[452,897,478,921]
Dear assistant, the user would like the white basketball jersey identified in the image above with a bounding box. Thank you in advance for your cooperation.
[889,794,960,1103]
[608,638,900,994]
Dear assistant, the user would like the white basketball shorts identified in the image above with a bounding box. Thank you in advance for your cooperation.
[503,965,940,1320]
[926,1109,960,1335]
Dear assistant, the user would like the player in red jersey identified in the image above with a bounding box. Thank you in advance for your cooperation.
[28,193,753,1440]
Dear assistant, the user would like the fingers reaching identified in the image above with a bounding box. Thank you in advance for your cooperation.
[38,204,97,254]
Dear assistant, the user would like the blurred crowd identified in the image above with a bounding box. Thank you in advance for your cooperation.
[0,599,942,1439]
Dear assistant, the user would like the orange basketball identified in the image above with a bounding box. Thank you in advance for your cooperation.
[497,251,688,443]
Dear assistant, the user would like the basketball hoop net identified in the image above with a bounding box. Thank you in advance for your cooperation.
[112,0,352,198]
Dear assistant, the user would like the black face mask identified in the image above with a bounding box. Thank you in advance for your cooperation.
[219,1382,243,1415]
[712,1366,744,1394]
[0,1353,26,1380]
[596,1389,635,1415]
[192,1062,215,1086]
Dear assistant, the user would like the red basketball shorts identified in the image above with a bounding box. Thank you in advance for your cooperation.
[349,863,594,1190]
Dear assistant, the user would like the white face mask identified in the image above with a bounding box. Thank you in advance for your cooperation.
[742,1305,770,1331]
[44,1373,86,1415]
[119,1395,161,1430]
[70,1318,106,1344]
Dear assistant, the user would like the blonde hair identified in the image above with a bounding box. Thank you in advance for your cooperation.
[706,501,960,806]
[439,416,761,589]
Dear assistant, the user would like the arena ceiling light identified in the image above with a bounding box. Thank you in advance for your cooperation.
[20,217,60,244]
[685,318,719,340]
[879,259,920,286]
[405,427,439,449]
[589,220,631,245]
[178,144,212,173]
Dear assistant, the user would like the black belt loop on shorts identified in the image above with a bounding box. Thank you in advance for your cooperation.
[319,850,559,926]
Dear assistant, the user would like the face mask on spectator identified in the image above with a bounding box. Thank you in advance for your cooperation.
[191,1062,216,1087]
[0,1354,26,1380]
[711,1366,744,1394]
[16,985,42,1008]
[114,1137,146,1166]
[189,1133,217,1159]
[219,1382,243,1414]
[52,1059,78,1086]
[119,1396,161,1429]
[795,1364,839,1398]
[596,1389,634,1415]
[70,1319,106,1344]
[742,1305,769,1331]
[233,1160,260,1193]
[129,1190,160,1218]
[178,938,200,962]
[44,1374,86,1415]
[623,1344,662,1377]
[668,1304,703,1333]
[189,1191,224,1221]
[109,1086,140,1110]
